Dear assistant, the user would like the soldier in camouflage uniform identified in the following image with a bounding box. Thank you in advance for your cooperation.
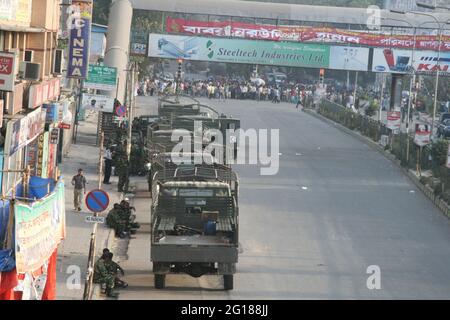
[102,249,128,288]
[119,200,140,230]
[106,204,129,238]
[93,252,117,297]
[116,153,129,192]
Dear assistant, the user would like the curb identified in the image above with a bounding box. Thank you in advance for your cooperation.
[304,109,450,220]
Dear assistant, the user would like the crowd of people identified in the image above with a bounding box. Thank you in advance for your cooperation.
[138,77,322,106]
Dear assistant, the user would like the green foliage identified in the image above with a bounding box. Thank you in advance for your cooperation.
[93,0,111,25]
[432,140,449,167]
[365,100,378,117]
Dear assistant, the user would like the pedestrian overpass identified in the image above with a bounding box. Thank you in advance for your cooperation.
[105,0,450,107]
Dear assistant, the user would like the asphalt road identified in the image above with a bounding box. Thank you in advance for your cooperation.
[119,95,450,299]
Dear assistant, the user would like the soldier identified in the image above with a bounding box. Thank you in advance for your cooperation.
[93,252,117,297]
[116,154,130,192]
[102,249,128,288]
[119,199,140,230]
[106,204,129,238]
[105,252,128,288]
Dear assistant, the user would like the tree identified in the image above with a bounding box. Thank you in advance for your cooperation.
[92,0,111,25]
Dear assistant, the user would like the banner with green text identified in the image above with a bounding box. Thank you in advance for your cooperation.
[14,180,65,273]
[148,33,330,68]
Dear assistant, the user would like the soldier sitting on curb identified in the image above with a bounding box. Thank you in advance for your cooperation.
[106,203,129,238]
[93,252,118,298]
[119,199,140,232]
[102,249,128,289]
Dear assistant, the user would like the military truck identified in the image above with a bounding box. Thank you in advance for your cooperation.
[150,166,239,290]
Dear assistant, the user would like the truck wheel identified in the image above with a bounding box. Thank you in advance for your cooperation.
[223,275,233,290]
[155,274,165,289]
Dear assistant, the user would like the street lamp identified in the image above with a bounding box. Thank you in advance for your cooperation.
[390,10,447,141]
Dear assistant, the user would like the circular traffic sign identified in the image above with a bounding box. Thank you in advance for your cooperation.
[85,189,110,213]
[115,105,126,117]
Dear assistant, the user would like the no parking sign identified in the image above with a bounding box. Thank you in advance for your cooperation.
[85,189,110,213]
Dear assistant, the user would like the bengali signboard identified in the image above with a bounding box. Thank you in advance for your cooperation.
[0,51,16,91]
[37,133,44,177]
[387,111,401,133]
[14,181,65,273]
[26,138,38,176]
[67,0,92,78]
[84,65,117,91]
[414,124,431,147]
[149,33,329,68]
[372,48,450,74]
[131,43,147,56]
[81,93,114,112]
[41,132,49,178]
[166,17,450,52]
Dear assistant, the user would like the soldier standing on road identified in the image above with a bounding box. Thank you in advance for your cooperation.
[71,168,87,211]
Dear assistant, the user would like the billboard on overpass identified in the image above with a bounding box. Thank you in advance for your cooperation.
[148,33,330,69]
[372,48,450,74]
[329,46,369,71]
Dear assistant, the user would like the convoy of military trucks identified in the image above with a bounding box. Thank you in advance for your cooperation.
[133,94,241,290]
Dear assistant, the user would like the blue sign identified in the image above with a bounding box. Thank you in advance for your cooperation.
[67,16,92,78]
[43,103,59,123]
[85,189,110,213]
[115,105,126,117]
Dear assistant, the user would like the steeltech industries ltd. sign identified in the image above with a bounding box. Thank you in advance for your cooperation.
[148,33,330,68]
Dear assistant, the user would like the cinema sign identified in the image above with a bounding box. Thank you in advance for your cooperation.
[67,0,92,79]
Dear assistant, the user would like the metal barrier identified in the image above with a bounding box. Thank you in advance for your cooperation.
[318,99,436,176]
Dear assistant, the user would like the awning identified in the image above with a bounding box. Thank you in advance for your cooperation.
[0,25,46,33]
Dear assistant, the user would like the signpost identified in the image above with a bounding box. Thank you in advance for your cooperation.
[85,189,110,213]
[84,65,117,91]
[387,111,401,133]
[414,124,431,147]
[83,187,108,300]
[115,104,126,117]
[85,216,105,223]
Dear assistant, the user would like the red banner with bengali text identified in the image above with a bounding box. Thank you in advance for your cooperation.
[166,17,450,52]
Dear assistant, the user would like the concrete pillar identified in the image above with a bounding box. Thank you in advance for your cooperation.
[103,0,133,103]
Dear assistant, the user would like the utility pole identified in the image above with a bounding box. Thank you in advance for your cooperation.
[126,62,136,161]
[406,27,417,165]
